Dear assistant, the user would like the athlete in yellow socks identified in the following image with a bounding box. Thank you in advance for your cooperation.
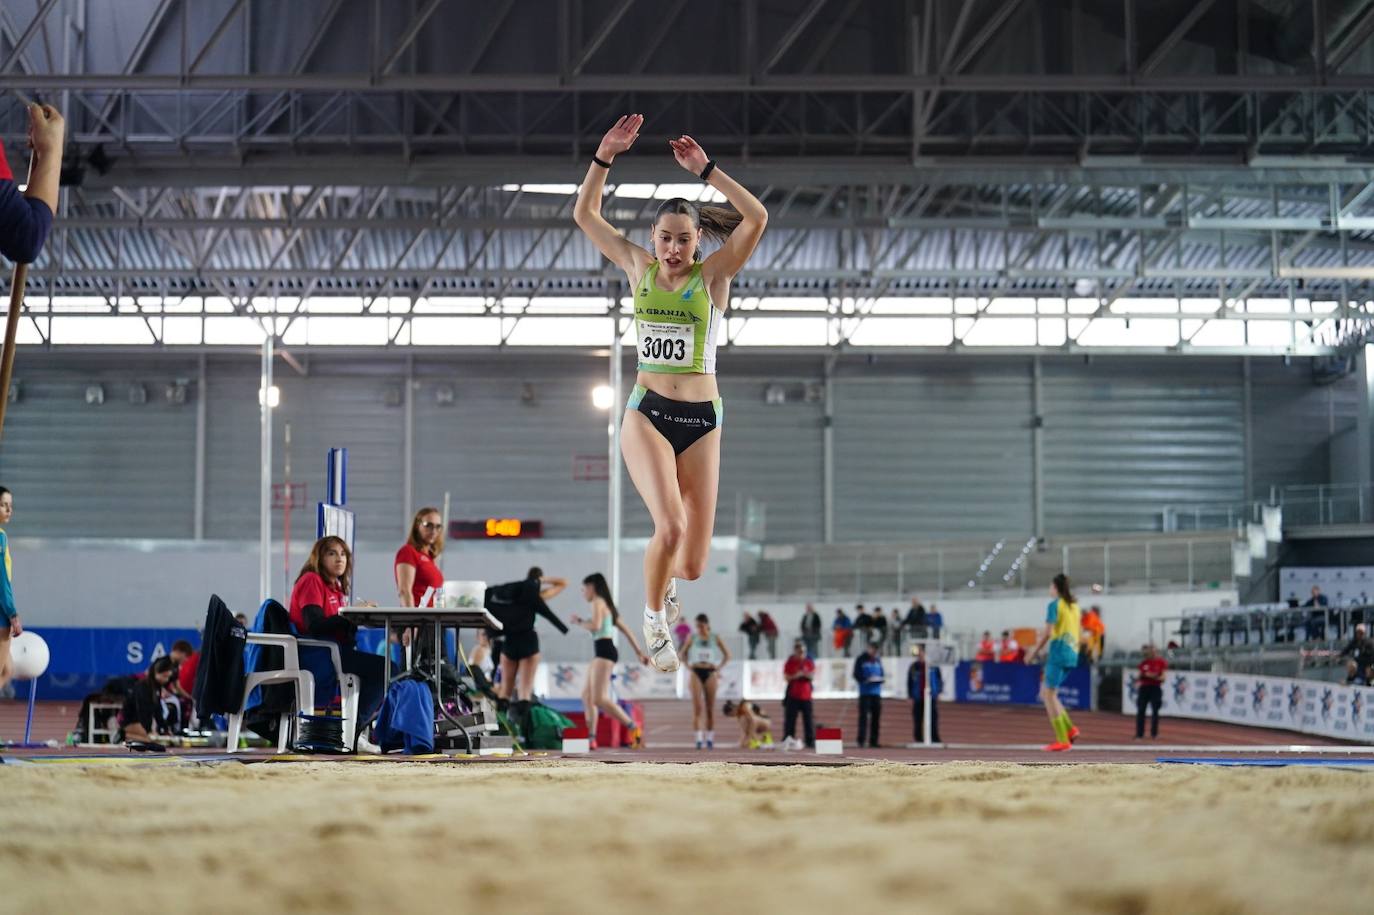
[1029,573,1082,751]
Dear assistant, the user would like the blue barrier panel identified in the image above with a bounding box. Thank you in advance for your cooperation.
[953,660,1091,710]
[15,627,201,701]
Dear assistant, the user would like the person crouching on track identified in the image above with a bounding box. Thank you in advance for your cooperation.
[1028,573,1082,752]
[569,572,648,749]
[289,536,386,750]
[119,657,179,748]
[722,699,772,749]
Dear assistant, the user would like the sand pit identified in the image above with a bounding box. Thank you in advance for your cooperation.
[1,759,1370,914]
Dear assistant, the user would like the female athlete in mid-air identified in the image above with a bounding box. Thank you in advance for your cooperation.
[573,114,768,671]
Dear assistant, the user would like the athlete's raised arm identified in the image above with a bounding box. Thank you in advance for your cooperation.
[668,135,768,282]
[573,114,655,284]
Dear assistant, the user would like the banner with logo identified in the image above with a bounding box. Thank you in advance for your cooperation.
[15,627,201,701]
[535,658,959,703]
[1121,669,1374,743]
[955,661,1091,710]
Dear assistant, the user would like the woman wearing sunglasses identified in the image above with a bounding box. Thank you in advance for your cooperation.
[395,507,446,609]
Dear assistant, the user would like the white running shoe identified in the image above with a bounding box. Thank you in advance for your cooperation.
[644,616,680,673]
[664,578,681,626]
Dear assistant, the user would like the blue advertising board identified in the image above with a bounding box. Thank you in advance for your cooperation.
[954,660,1091,710]
[13,627,201,700]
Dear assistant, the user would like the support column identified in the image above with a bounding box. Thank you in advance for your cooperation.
[259,335,274,603]
[403,353,415,528]
[823,355,836,543]
[1242,357,1254,504]
[609,306,625,602]
[1358,345,1373,491]
[193,352,207,540]
[1031,355,1045,540]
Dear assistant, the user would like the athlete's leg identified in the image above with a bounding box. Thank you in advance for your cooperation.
[0,629,11,690]
[591,659,633,727]
[671,428,722,582]
[497,654,518,701]
[581,671,598,738]
[516,654,539,702]
[622,410,688,611]
[689,670,705,732]
[703,672,719,731]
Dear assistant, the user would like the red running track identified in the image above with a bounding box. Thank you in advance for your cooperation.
[3,697,1362,766]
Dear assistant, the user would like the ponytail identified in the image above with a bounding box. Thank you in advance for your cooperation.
[1052,573,1076,605]
[697,205,743,245]
[582,572,618,624]
[653,198,743,258]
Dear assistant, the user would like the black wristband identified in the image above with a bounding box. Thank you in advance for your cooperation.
[699,160,717,181]
[592,155,612,169]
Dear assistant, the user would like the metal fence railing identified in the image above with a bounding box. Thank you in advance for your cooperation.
[742,535,1235,599]
[1163,482,1374,532]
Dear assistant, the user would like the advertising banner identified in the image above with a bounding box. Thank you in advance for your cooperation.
[1121,668,1374,743]
[955,661,1091,710]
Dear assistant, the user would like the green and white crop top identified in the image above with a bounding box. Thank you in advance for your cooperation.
[634,261,720,375]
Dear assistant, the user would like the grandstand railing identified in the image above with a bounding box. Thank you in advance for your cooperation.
[1163,482,1374,532]
[741,533,1235,599]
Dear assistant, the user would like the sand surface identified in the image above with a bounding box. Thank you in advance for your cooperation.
[1,759,1370,914]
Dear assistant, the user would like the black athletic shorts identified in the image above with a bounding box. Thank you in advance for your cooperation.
[594,638,619,663]
[503,629,540,661]
[691,666,716,685]
[626,385,723,456]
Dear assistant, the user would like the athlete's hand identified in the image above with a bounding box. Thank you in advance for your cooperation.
[597,114,643,162]
[27,104,65,157]
[637,653,650,666]
[669,135,709,175]
[10,615,21,637]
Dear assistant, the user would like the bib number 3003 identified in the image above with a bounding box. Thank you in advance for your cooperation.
[637,322,694,367]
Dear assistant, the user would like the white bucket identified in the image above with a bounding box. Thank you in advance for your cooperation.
[442,580,486,609]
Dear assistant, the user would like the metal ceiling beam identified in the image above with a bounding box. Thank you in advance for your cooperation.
[14,72,1374,92]
[0,0,61,74]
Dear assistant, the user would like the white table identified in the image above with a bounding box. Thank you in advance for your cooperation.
[338,605,503,689]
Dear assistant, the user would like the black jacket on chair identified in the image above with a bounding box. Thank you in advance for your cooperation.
[192,594,248,716]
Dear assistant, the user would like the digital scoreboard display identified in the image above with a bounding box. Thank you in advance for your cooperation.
[448,519,544,539]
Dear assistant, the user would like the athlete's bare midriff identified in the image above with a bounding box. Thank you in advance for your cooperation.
[634,369,720,403]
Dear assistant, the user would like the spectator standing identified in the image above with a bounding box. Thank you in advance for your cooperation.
[799,604,822,659]
[904,597,928,639]
[926,605,944,639]
[853,643,885,748]
[907,645,943,744]
[1135,643,1167,739]
[758,611,780,659]
[781,640,815,750]
[833,608,853,657]
[870,606,887,653]
[998,632,1024,663]
[739,612,761,660]
[853,604,873,651]
[1082,605,1106,659]
[1303,586,1330,641]
[890,608,906,656]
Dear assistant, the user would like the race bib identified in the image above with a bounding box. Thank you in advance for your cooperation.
[637,321,694,367]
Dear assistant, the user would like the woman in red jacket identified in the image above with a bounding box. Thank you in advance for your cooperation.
[290,536,385,749]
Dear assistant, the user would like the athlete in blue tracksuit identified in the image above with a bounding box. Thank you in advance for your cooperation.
[854,643,885,747]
